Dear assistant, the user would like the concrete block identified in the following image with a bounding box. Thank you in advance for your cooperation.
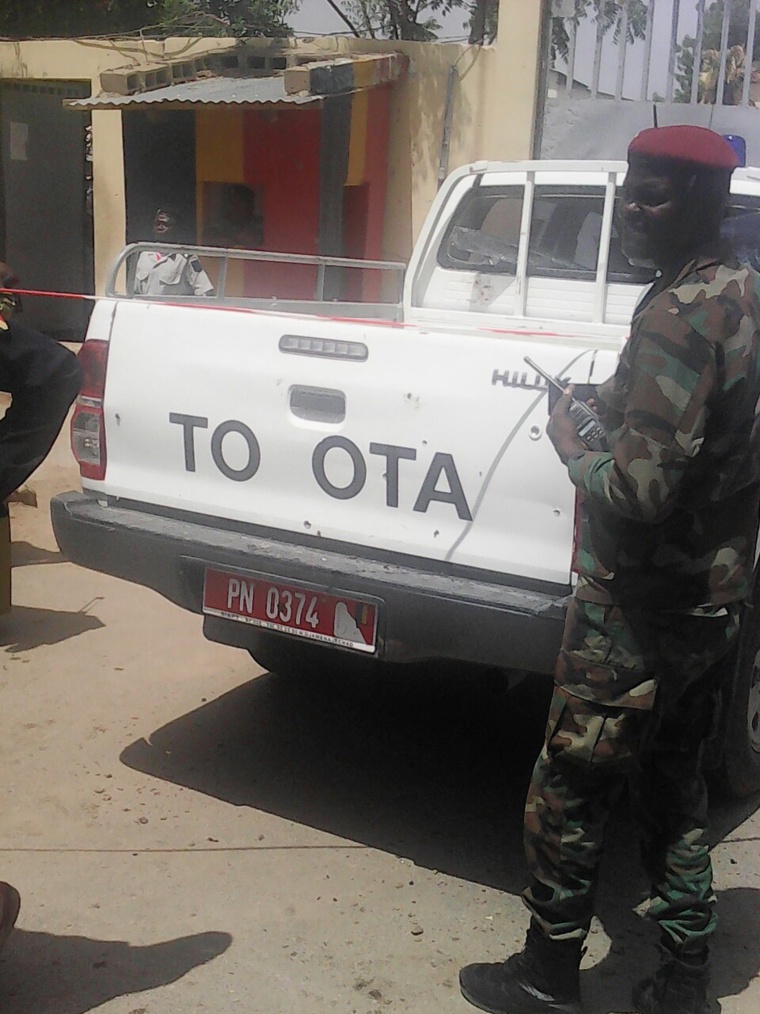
[100,63,172,96]
[284,53,407,96]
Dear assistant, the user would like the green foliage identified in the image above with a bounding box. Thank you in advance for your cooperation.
[466,0,498,44]
[673,35,697,103]
[552,0,648,63]
[0,0,492,42]
[673,0,760,102]
[701,0,760,50]
[334,1,498,43]
[0,1,153,37]
[159,0,297,37]
[0,0,296,38]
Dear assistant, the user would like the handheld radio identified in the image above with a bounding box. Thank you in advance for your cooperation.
[523,356,608,452]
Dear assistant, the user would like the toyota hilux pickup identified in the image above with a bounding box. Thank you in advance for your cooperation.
[51,159,760,797]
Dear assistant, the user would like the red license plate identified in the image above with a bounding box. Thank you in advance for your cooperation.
[202,570,378,653]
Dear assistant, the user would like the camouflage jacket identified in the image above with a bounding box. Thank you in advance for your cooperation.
[568,253,760,610]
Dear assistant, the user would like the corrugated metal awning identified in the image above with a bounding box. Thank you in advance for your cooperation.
[64,74,322,111]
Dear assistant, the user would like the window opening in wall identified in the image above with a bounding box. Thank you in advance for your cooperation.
[202,182,264,250]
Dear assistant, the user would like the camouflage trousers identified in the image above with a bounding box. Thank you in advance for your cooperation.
[523,594,741,953]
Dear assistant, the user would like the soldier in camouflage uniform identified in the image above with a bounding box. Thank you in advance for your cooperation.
[460,126,760,1014]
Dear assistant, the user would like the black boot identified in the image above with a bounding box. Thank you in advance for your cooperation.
[632,942,711,1014]
[459,923,583,1014]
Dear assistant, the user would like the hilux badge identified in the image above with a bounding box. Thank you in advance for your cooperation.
[491,369,548,390]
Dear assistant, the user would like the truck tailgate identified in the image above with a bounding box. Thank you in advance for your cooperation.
[94,300,608,586]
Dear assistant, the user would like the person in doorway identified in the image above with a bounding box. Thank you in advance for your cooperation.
[204,184,263,250]
[0,265,83,956]
[133,206,214,298]
[459,125,760,1014]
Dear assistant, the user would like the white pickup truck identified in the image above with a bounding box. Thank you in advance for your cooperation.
[51,159,760,796]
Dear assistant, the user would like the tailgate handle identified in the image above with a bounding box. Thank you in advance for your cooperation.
[289,386,346,424]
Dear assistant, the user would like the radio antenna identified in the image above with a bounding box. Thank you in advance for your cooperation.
[652,103,659,128]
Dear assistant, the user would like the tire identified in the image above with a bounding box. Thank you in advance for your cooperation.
[713,602,760,798]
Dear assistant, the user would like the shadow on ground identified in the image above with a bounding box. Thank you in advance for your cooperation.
[0,928,232,1014]
[0,604,104,652]
[581,885,760,1013]
[122,668,550,890]
[10,542,64,568]
[120,667,760,879]
[119,667,760,1010]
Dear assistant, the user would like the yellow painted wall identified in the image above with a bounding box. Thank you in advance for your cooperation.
[195,107,245,233]
[0,0,544,289]
[346,89,370,188]
[194,106,246,293]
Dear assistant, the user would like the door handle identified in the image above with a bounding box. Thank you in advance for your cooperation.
[289,386,346,424]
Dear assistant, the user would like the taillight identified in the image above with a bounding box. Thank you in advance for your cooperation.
[71,339,109,480]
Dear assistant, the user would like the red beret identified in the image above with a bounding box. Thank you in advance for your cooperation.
[628,125,739,170]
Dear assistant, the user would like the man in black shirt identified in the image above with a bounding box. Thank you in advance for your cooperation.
[0,266,82,953]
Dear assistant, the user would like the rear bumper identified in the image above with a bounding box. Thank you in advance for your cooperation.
[51,492,569,673]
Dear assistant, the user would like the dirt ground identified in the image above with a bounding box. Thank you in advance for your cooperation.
[0,426,759,1013]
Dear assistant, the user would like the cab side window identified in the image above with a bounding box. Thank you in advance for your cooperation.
[527,188,606,276]
[527,187,651,284]
[438,183,655,284]
[438,187,524,271]
[721,194,760,271]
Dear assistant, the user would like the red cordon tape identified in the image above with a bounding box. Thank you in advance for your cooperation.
[0,286,578,338]
[2,287,98,301]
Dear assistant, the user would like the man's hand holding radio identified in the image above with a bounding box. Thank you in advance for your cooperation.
[547,385,586,465]
[525,356,608,459]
